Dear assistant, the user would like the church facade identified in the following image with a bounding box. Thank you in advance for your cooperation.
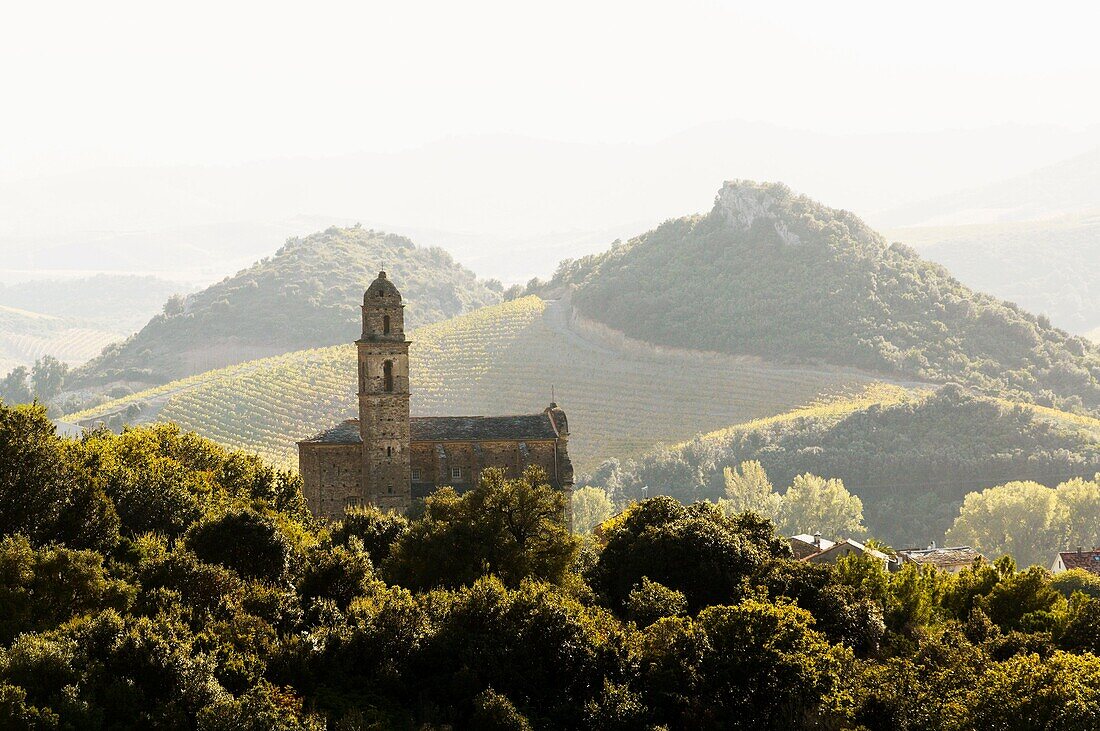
[297,270,573,519]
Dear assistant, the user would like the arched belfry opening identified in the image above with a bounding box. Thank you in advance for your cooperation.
[383,314,391,335]
[383,360,394,392]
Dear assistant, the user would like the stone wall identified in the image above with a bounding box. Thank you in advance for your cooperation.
[298,443,363,520]
[408,438,569,497]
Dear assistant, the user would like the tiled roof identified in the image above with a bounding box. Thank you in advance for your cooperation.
[898,546,983,568]
[789,534,835,559]
[803,538,888,563]
[299,411,564,445]
[299,419,362,444]
[1057,550,1100,574]
[411,413,560,442]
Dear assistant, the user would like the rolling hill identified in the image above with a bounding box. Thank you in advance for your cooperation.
[586,384,1100,549]
[875,146,1100,228]
[0,273,189,334]
[541,181,1100,414]
[65,296,883,472]
[70,226,503,389]
[0,304,124,376]
[891,212,1100,336]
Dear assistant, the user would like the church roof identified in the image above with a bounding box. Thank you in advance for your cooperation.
[299,411,565,445]
[299,419,362,444]
[364,270,401,302]
[411,413,561,441]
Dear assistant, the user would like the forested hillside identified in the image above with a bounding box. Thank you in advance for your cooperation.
[585,384,1100,548]
[66,296,875,471]
[541,181,1100,414]
[70,226,502,388]
[11,399,1100,728]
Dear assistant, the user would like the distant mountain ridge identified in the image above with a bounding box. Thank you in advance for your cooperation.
[541,181,1100,413]
[893,212,1100,336]
[70,226,502,388]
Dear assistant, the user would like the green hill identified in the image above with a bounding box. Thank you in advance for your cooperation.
[70,226,502,388]
[587,385,1100,548]
[540,181,1100,414]
[66,296,880,472]
[890,212,1100,336]
[0,304,123,376]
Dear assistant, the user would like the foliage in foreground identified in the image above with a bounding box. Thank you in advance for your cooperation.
[8,400,1100,729]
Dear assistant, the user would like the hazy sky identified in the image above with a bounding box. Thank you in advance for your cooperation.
[4,0,1100,177]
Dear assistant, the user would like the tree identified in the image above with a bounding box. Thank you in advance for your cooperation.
[331,505,407,563]
[572,486,614,533]
[0,367,33,405]
[589,497,786,612]
[0,401,118,550]
[385,467,576,590]
[958,651,1100,730]
[30,356,67,401]
[947,481,1064,567]
[163,293,186,317]
[1055,476,1100,552]
[184,510,291,583]
[721,460,780,519]
[777,473,866,537]
[1051,569,1100,600]
[639,599,845,728]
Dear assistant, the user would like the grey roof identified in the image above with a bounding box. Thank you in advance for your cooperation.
[299,411,564,445]
[411,413,560,441]
[299,419,362,444]
[898,546,983,568]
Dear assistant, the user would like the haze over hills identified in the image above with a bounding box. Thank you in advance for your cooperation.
[70,227,502,390]
[543,181,1100,413]
[877,146,1100,228]
[892,213,1100,336]
[0,305,122,376]
[4,123,1099,284]
[0,274,189,334]
[65,296,880,472]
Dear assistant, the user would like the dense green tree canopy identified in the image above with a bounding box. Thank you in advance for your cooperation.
[4,398,1100,729]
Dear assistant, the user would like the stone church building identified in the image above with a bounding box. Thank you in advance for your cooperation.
[298,270,573,519]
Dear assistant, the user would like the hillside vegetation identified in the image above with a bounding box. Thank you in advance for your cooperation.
[541,181,1100,414]
[17,400,1100,728]
[70,226,502,388]
[587,384,1100,548]
[893,212,1100,336]
[67,296,878,472]
[0,304,122,376]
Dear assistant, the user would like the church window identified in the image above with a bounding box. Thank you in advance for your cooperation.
[411,468,422,481]
[383,360,394,392]
[386,445,392,457]
[383,315,391,334]
[451,466,462,480]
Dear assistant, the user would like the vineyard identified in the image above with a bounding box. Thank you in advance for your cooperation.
[0,304,123,374]
[67,296,882,471]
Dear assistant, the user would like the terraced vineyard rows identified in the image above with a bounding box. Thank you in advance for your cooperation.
[68,297,881,471]
[0,304,124,373]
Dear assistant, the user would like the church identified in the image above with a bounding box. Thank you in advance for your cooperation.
[297,270,574,519]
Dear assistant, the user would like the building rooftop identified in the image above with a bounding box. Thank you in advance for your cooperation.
[897,545,983,568]
[1056,549,1100,574]
[300,410,565,445]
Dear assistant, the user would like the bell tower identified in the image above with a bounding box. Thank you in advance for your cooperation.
[357,269,411,512]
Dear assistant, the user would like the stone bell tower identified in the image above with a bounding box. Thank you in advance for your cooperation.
[357,269,411,512]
